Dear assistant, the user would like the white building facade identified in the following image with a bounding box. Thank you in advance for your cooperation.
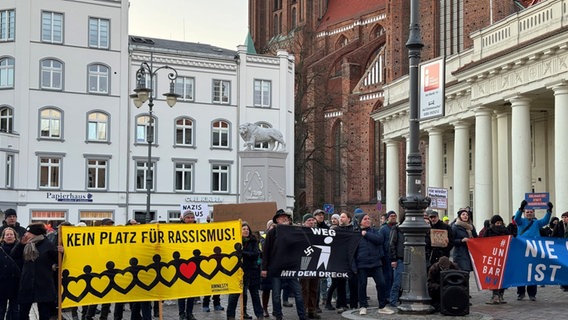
[374,0,568,230]
[0,0,295,226]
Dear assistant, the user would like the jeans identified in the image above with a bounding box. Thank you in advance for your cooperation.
[357,266,387,308]
[0,297,19,320]
[272,277,305,319]
[389,259,404,306]
[177,298,195,316]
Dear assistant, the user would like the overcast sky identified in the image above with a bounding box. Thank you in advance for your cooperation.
[129,0,249,50]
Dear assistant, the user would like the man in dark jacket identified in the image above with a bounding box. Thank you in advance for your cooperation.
[378,211,397,307]
[261,209,306,320]
[389,216,405,307]
[426,210,454,268]
[11,223,57,320]
[0,209,27,239]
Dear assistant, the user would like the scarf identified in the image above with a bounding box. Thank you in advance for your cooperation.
[23,234,45,262]
[455,219,473,238]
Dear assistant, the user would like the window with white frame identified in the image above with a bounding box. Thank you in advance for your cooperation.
[40,108,62,139]
[211,164,229,193]
[136,115,155,144]
[0,106,13,133]
[253,79,271,107]
[175,77,194,101]
[41,59,63,90]
[212,80,230,104]
[39,156,61,188]
[87,111,108,142]
[0,57,14,88]
[41,11,63,43]
[175,117,194,146]
[5,154,13,188]
[175,162,194,192]
[87,158,107,190]
[88,64,109,94]
[136,160,154,191]
[1,10,15,42]
[211,120,229,148]
[88,18,109,49]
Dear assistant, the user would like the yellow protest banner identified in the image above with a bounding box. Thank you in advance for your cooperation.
[60,221,243,308]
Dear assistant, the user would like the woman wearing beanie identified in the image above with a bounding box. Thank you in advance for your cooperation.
[10,223,58,320]
[483,215,510,304]
[451,209,478,272]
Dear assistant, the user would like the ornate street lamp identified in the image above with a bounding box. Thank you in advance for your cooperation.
[130,61,180,223]
[397,0,434,314]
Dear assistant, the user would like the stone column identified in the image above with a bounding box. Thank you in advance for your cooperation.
[385,139,401,213]
[474,107,493,225]
[509,96,532,206]
[427,128,444,188]
[453,121,470,210]
[552,83,568,213]
[495,110,512,221]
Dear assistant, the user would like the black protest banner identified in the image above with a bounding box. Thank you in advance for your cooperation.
[268,225,361,278]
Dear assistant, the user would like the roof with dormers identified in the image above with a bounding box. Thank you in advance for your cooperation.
[316,0,386,31]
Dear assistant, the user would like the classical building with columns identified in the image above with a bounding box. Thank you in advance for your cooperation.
[374,0,568,229]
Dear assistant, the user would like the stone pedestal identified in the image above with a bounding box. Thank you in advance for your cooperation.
[239,151,288,209]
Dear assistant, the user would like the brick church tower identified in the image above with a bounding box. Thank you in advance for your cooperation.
[248,0,528,217]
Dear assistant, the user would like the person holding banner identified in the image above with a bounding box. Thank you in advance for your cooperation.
[226,222,264,320]
[483,215,510,304]
[514,200,553,301]
[261,209,306,320]
[451,208,478,273]
[10,223,58,320]
[177,210,197,320]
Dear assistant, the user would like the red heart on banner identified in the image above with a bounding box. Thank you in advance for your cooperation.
[179,261,197,280]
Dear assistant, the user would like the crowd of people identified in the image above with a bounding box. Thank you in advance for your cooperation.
[2,199,568,320]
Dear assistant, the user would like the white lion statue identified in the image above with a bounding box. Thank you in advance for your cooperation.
[239,123,286,151]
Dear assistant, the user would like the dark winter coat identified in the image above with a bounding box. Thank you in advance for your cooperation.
[10,237,58,304]
[451,221,477,272]
[355,227,384,269]
[483,225,510,238]
[426,220,454,266]
[242,236,261,287]
[389,225,404,262]
[0,242,20,299]
[552,222,568,238]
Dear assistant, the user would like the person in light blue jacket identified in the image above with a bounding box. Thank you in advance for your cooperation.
[513,199,553,301]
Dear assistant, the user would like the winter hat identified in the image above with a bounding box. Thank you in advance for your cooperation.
[313,209,325,216]
[490,215,504,225]
[272,209,291,223]
[331,213,340,221]
[266,219,275,230]
[4,208,16,219]
[26,223,47,236]
[442,216,450,222]
[101,218,115,226]
[302,214,314,223]
[427,210,439,217]
[387,210,397,218]
[181,210,195,219]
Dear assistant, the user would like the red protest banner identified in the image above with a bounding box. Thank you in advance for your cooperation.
[467,236,511,290]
